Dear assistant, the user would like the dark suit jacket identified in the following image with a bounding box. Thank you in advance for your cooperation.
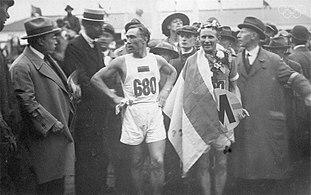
[288,46,311,81]
[232,48,311,180]
[10,46,74,184]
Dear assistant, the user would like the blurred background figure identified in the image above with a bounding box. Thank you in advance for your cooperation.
[98,22,116,65]
[219,26,237,55]
[63,5,81,35]
[162,13,190,51]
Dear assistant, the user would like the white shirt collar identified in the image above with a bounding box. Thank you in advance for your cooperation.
[245,45,260,65]
[29,46,45,60]
[293,45,306,50]
[81,30,96,48]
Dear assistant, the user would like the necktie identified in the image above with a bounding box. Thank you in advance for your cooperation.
[44,55,69,90]
[245,52,251,74]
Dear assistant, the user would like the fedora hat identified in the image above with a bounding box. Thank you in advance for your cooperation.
[21,17,61,39]
[238,16,266,40]
[220,26,236,41]
[265,23,278,35]
[150,41,179,59]
[290,25,310,41]
[64,5,73,11]
[263,36,290,50]
[81,8,105,22]
[176,25,198,36]
[162,13,190,36]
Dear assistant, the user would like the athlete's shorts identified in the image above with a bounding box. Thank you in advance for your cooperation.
[212,129,235,151]
[120,103,166,145]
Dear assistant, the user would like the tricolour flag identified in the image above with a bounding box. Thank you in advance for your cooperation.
[163,49,220,176]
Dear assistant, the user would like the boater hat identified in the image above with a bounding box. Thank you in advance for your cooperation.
[21,17,61,39]
[162,13,190,36]
[238,16,266,40]
[81,8,105,22]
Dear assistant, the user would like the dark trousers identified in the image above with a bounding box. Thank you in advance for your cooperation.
[36,178,64,195]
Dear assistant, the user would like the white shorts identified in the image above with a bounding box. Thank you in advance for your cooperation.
[212,129,235,151]
[120,103,166,145]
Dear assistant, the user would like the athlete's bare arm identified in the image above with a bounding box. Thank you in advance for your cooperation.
[155,55,177,107]
[91,56,126,104]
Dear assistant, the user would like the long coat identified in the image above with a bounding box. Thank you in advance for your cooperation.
[10,46,75,184]
[232,48,311,179]
[64,35,109,194]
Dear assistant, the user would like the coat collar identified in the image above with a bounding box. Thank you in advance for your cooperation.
[239,47,267,78]
[23,46,69,94]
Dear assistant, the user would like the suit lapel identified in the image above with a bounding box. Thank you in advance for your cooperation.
[24,47,69,94]
[238,52,248,78]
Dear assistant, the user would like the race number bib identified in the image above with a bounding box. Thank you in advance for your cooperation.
[133,76,157,97]
[214,88,243,130]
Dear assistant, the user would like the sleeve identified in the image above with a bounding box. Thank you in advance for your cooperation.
[10,65,57,136]
[73,17,81,34]
[229,59,239,82]
[64,42,93,98]
[277,59,311,98]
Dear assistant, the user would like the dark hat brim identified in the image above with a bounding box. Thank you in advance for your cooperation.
[162,13,190,37]
[150,47,179,59]
[290,33,310,41]
[238,23,266,40]
[176,29,198,36]
[262,45,290,50]
[221,34,236,41]
[21,28,61,39]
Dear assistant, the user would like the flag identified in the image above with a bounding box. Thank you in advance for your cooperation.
[98,3,109,17]
[163,49,220,176]
[31,5,42,17]
[263,0,271,9]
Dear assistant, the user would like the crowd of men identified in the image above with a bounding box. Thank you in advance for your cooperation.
[1,1,311,195]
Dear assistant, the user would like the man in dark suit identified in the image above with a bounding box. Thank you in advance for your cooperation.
[287,25,311,187]
[64,8,109,195]
[10,16,75,194]
[231,16,311,195]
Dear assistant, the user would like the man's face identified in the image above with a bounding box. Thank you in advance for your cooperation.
[237,28,254,48]
[266,28,275,38]
[178,32,196,49]
[220,37,233,50]
[85,22,103,39]
[0,2,12,31]
[126,27,145,54]
[98,31,114,50]
[167,18,183,33]
[41,33,58,54]
[200,28,218,54]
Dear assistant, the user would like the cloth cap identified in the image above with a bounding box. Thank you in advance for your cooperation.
[176,25,198,36]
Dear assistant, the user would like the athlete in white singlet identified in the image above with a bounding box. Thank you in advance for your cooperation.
[91,25,177,195]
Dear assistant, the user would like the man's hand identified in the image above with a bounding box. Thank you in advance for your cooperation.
[238,108,250,120]
[112,95,124,105]
[158,89,170,108]
[51,121,64,133]
[305,94,311,106]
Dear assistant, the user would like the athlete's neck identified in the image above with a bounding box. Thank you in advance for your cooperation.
[133,49,147,58]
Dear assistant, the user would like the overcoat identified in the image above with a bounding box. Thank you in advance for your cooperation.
[10,46,75,184]
[232,48,311,179]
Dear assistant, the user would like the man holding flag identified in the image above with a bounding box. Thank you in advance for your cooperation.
[163,24,248,195]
